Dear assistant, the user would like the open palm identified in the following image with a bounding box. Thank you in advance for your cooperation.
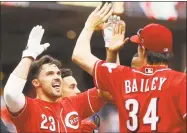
[108,20,129,52]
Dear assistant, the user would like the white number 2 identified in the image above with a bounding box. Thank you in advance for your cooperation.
[125,98,159,131]
[40,114,56,131]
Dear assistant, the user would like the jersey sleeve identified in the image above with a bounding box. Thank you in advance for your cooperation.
[7,96,35,128]
[172,74,186,120]
[178,77,186,119]
[67,88,106,119]
[93,60,128,94]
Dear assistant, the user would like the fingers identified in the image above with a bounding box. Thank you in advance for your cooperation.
[110,37,129,51]
[112,16,121,35]
[102,7,113,23]
[119,20,126,34]
[96,3,113,23]
[29,26,39,40]
[98,2,109,15]
[103,22,110,29]
[37,27,44,43]
[114,19,126,35]
[93,2,102,13]
[118,22,122,35]
[41,43,50,50]
[114,24,119,35]
[100,3,112,18]
[117,16,120,21]
[122,37,129,46]
[112,15,118,25]
[108,15,113,23]
[119,21,124,34]
[29,25,44,44]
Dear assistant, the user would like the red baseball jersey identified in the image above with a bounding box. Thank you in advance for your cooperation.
[93,60,186,132]
[7,88,105,133]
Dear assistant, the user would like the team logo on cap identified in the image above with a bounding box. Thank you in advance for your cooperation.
[65,111,79,129]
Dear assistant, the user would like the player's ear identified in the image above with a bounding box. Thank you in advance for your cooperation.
[32,79,40,88]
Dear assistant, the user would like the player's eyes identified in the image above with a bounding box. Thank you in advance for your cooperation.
[57,71,61,75]
[69,84,75,89]
[46,72,53,76]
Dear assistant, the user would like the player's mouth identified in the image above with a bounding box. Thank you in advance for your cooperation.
[52,82,61,90]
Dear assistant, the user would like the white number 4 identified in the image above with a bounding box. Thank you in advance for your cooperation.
[40,114,56,131]
[125,98,159,131]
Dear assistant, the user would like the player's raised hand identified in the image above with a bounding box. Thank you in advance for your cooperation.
[103,15,120,47]
[108,20,129,52]
[22,25,50,60]
[85,2,113,30]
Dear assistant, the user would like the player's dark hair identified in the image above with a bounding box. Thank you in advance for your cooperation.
[60,68,73,78]
[28,55,62,81]
[24,55,61,94]
[146,49,173,65]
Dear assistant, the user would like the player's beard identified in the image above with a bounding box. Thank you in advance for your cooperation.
[41,86,62,101]
[51,86,62,98]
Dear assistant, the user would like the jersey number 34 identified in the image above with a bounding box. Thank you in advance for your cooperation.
[125,98,159,131]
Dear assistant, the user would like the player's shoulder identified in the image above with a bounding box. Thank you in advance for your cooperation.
[166,70,186,91]
[101,61,132,72]
[25,96,35,103]
[168,69,186,82]
[59,96,74,106]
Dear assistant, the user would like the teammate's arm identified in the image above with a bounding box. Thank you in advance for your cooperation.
[68,88,106,119]
[72,3,113,76]
[4,26,50,113]
[178,77,186,119]
[106,50,120,64]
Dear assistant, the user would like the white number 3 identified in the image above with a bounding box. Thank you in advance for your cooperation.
[125,98,159,131]
[40,114,56,131]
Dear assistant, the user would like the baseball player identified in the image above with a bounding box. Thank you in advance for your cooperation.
[3,25,106,132]
[61,68,100,133]
[72,3,186,132]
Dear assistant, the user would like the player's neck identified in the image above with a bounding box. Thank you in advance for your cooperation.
[36,93,59,103]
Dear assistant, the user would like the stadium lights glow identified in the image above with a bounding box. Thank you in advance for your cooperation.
[1,2,30,7]
[67,30,77,40]
[57,2,102,7]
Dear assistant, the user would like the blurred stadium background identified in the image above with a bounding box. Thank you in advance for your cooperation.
[0,2,186,132]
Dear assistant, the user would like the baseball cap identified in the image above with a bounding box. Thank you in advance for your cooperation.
[130,23,172,53]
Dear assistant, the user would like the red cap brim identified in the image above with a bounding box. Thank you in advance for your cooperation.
[130,35,141,44]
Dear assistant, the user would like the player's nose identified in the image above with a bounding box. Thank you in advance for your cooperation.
[75,87,81,94]
[53,75,61,82]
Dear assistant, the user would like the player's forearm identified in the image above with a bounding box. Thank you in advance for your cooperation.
[72,27,94,58]
[12,57,33,79]
[106,49,120,64]
[4,57,33,112]
[72,27,98,75]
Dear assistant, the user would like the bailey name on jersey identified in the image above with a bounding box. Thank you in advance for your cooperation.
[124,77,167,94]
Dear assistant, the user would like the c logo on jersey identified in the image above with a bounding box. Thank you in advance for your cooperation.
[65,111,79,129]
